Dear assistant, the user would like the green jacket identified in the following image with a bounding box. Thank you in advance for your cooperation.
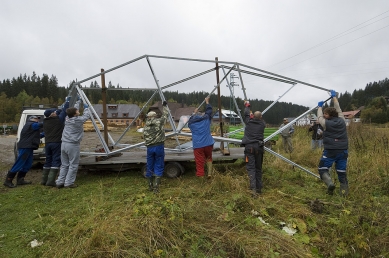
[143,106,168,147]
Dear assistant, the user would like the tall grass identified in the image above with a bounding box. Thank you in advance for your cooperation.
[1,123,389,257]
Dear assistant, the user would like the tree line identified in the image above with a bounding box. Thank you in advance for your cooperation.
[1,72,389,124]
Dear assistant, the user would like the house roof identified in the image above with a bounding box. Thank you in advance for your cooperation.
[92,104,140,118]
[342,110,360,118]
[174,107,194,119]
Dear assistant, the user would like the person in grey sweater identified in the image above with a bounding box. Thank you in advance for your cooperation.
[56,101,90,188]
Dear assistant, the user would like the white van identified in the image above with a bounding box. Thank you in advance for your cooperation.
[14,109,46,162]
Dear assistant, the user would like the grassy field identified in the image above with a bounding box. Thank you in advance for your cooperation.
[1,122,389,257]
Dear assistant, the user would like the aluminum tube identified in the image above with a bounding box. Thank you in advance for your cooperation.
[221,67,245,125]
[81,87,157,91]
[76,87,112,154]
[264,146,320,179]
[264,106,316,143]
[262,84,296,115]
[236,64,247,100]
[236,62,330,91]
[78,88,116,146]
[74,55,147,85]
[161,68,216,90]
[221,65,295,84]
[114,90,159,145]
[147,54,237,66]
[146,56,182,150]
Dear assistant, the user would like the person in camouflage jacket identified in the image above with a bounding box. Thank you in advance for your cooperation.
[143,101,169,193]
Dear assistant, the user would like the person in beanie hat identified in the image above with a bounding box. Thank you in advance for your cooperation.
[41,99,69,187]
[143,101,169,193]
[317,90,349,197]
[4,116,44,188]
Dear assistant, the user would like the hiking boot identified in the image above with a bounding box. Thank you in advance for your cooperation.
[56,184,64,189]
[4,171,16,188]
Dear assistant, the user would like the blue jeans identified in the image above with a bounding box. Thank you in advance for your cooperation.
[44,142,62,168]
[146,144,165,177]
[10,148,34,174]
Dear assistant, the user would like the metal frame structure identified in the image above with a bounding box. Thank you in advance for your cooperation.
[68,54,332,179]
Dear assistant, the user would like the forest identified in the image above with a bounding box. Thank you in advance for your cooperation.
[1,72,389,124]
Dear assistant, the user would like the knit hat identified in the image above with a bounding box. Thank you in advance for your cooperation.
[44,108,56,118]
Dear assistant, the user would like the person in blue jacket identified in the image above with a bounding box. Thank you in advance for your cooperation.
[188,97,215,178]
[3,116,44,188]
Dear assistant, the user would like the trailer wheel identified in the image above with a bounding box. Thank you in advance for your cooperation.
[164,162,184,178]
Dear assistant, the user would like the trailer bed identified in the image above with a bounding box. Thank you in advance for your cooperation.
[79,147,244,172]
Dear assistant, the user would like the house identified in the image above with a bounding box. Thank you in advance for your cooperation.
[92,104,141,125]
[343,109,362,125]
[212,109,241,125]
[149,101,193,122]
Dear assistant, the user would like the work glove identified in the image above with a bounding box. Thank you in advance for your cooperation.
[66,96,71,102]
[318,101,324,107]
[162,100,168,107]
[83,103,89,109]
[244,100,250,107]
[330,90,337,98]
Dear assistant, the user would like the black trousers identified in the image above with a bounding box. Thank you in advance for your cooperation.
[244,144,264,191]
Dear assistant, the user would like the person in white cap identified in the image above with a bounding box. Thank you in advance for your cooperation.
[143,101,169,193]
[4,115,43,188]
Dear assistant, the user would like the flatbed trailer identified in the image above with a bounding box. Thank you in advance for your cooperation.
[79,147,245,177]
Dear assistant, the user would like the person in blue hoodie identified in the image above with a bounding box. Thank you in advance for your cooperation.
[3,116,43,188]
[55,100,90,188]
[188,97,215,178]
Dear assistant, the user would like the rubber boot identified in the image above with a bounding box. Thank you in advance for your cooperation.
[321,172,335,195]
[3,171,16,188]
[340,183,349,197]
[46,168,58,187]
[148,176,154,191]
[16,172,32,185]
[154,176,161,194]
[41,168,50,185]
[206,161,213,179]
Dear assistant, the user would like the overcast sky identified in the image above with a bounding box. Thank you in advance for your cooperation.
[1,0,388,109]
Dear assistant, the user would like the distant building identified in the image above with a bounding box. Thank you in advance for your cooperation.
[343,109,362,126]
[150,101,193,122]
[92,104,141,125]
[213,109,241,125]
